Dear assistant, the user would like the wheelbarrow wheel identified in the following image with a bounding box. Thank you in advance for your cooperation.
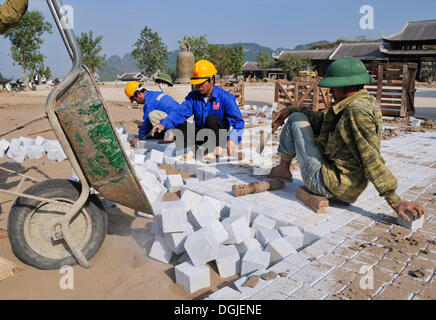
[7,179,107,270]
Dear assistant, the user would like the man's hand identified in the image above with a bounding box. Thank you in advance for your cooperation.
[227,139,236,155]
[151,124,164,136]
[272,107,290,130]
[395,201,425,222]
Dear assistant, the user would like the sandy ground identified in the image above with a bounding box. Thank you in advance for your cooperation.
[0,83,435,300]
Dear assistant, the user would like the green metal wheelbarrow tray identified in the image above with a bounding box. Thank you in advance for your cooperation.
[4,0,153,270]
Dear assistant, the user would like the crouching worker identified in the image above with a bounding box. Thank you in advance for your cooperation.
[151,60,245,162]
[124,81,185,144]
[268,57,424,223]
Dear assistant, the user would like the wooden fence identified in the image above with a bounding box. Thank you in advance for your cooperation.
[274,63,417,117]
[218,80,245,105]
[365,62,417,117]
[274,76,331,111]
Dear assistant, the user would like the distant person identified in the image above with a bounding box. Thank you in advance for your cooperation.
[268,57,424,223]
[124,81,186,144]
[154,73,173,92]
[0,0,28,34]
[151,60,245,162]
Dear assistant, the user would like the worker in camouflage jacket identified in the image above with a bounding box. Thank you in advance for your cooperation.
[0,0,27,34]
[270,57,424,223]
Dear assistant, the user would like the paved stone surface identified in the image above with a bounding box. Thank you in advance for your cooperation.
[152,128,436,300]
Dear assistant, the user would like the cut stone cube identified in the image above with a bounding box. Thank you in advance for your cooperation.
[183,178,200,186]
[184,228,220,266]
[203,219,229,244]
[175,261,210,294]
[47,149,67,162]
[164,174,184,193]
[148,235,173,264]
[161,200,188,233]
[279,226,304,251]
[235,238,263,257]
[144,159,160,175]
[229,199,253,224]
[163,156,176,166]
[35,136,45,146]
[19,136,34,147]
[135,148,147,155]
[222,216,251,245]
[164,224,194,254]
[265,237,297,265]
[256,228,282,247]
[240,250,270,276]
[215,245,241,278]
[396,212,424,231]
[203,195,226,220]
[26,145,44,159]
[0,138,10,151]
[135,140,147,149]
[189,199,216,229]
[134,153,146,164]
[147,149,164,164]
[252,214,276,230]
[180,189,203,211]
[208,286,244,300]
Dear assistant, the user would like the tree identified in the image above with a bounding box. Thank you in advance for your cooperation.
[278,54,312,80]
[3,10,52,82]
[256,51,275,78]
[227,43,245,76]
[76,30,107,75]
[179,35,210,61]
[208,44,245,76]
[131,26,169,76]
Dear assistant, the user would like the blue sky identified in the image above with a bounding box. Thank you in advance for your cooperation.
[1,0,435,78]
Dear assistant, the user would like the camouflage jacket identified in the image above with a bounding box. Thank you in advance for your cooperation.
[287,89,402,209]
[0,0,28,34]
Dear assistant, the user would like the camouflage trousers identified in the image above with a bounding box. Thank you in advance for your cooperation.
[277,112,335,198]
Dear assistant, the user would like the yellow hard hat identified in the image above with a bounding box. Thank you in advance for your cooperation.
[190,60,218,85]
[124,81,142,103]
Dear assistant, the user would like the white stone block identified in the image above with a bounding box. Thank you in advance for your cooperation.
[158,174,167,185]
[183,178,200,186]
[19,136,34,147]
[203,196,226,220]
[164,224,194,254]
[0,139,10,151]
[135,148,147,155]
[8,138,21,152]
[252,214,276,230]
[184,228,220,266]
[202,167,217,180]
[164,174,184,193]
[26,145,44,159]
[163,156,176,166]
[144,159,160,175]
[134,153,145,164]
[256,228,282,247]
[34,136,45,146]
[47,149,67,162]
[188,199,216,229]
[148,149,164,164]
[229,199,253,224]
[180,189,203,211]
[149,235,173,264]
[208,286,244,300]
[175,261,210,294]
[135,140,147,149]
[216,245,241,278]
[265,237,297,265]
[203,219,229,244]
[222,216,251,245]
[279,226,304,251]
[0,149,4,158]
[161,200,188,233]
[396,212,424,231]
[240,250,270,276]
[236,238,263,257]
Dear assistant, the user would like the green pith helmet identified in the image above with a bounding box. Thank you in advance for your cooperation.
[155,73,174,87]
[318,57,375,88]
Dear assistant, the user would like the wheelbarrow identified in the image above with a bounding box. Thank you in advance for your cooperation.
[2,0,153,270]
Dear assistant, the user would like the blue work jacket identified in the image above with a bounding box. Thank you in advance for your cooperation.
[160,85,245,144]
[138,90,181,139]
